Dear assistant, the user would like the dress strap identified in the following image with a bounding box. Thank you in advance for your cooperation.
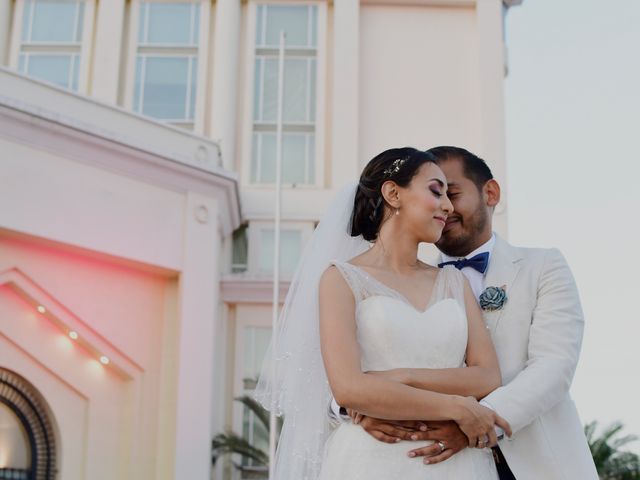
[328,261,368,303]
[429,265,467,313]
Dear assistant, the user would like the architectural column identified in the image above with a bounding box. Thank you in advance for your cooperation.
[476,0,508,236]
[0,0,11,66]
[173,193,221,479]
[210,0,242,170]
[91,0,126,103]
[331,0,360,185]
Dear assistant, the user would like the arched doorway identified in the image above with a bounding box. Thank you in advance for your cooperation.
[0,368,58,480]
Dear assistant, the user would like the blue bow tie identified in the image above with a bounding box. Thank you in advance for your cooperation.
[438,252,490,274]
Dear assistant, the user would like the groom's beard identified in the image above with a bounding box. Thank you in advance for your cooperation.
[436,203,489,257]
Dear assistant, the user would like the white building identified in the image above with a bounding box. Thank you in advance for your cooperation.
[0,0,521,478]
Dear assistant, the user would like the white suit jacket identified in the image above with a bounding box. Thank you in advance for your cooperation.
[470,235,597,480]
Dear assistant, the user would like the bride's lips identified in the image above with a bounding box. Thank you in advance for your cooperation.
[443,218,460,233]
[434,216,447,226]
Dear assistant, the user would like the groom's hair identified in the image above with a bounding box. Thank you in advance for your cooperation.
[426,146,493,190]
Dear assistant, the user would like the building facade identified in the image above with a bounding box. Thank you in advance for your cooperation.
[0,0,520,478]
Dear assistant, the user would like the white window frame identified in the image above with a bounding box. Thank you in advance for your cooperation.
[8,0,97,94]
[123,0,211,134]
[241,0,327,189]
[247,220,315,276]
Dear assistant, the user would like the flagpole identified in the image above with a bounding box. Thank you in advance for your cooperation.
[268,29,286,480]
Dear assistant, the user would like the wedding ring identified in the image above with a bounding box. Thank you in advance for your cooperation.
[437,441,446,452]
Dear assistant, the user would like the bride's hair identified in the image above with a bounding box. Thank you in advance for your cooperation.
[351,147,438,241]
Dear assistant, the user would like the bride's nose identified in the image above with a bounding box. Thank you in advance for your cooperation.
[442,196,454,215]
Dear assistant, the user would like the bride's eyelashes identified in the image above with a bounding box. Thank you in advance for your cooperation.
[429,185,444,198]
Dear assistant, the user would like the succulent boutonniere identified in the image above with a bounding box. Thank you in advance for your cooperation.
[479,285,508,311]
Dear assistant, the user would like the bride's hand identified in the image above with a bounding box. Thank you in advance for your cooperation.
[452,396,512,448]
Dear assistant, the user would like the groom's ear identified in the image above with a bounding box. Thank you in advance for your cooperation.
[484,179,501,208]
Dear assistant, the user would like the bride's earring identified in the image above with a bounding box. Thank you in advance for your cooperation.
[395,208,399,216]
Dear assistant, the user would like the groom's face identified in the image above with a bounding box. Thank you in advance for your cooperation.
[435,159,492,257]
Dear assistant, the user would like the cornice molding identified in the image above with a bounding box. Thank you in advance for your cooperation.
[0,68,241,237]
[220,276,291,304]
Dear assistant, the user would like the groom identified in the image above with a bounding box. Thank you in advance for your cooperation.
[333,146,597,480]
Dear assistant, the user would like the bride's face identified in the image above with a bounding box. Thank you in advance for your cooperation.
[392,163,454,243]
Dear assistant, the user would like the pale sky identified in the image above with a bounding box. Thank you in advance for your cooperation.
[505,0,640,449]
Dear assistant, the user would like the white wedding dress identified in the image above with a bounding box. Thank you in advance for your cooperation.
[318,261,498,480]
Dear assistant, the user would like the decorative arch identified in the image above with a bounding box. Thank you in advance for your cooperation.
[0,368,58,480]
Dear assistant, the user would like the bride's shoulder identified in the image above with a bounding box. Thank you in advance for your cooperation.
[319,262,357,302]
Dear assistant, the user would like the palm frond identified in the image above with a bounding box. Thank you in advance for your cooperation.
[212,432,269,466]
[234,395,271,432]
[585,421,640,479]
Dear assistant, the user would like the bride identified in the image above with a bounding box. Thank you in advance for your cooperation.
[255,147,511,480]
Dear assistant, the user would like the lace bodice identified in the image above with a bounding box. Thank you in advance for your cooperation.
[330,262,469,371]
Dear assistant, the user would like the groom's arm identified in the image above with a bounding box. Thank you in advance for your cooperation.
[482,248,584,434]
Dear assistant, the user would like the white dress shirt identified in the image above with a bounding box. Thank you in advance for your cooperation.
[440,233,495,299]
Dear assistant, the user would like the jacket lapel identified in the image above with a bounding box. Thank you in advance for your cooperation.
[482,235,523,334]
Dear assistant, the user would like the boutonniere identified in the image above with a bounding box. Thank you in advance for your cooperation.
[479,285,508,311]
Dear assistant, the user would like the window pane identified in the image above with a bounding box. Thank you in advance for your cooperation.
[255,58,313,124]
[251,132,314,185]
[23,54,77,90]
[262,5,314,48]
[283,58,310,123]
[140,2,199,45]
[253,58,263,121]
[24,0,83,43]
[0,403,31,469]
[137,56,195,120]
[133,56,143,112]
[243,327,272,382]
[232,225,248,273]
[188,58,198,119]
[259,229,302,274]
[241,405,269,466]
[251,132,275,183]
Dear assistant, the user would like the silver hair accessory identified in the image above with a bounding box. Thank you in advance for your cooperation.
[383,158,407,177]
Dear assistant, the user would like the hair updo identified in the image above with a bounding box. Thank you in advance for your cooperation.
[350,147,438,242]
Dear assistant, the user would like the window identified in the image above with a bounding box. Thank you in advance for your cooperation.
[246,221,313,276]
[231,224,249,274]
[16,0,90,91]
[250,5,319,186]
[230,321,272,474]
[258,228,302,274]
[131,1,201,128]
[240,325,271,459]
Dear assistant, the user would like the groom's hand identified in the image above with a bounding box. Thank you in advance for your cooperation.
[349,410,427,444]
[406,421,468,464]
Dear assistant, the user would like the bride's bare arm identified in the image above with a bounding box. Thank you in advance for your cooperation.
[369,279,501,399]
[320,266,457,420]
[319,266,510,445]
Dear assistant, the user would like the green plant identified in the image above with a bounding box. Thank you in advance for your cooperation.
[585,421,640,479]
[212,394,282,476]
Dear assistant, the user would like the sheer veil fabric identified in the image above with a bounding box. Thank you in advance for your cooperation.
[254,181,369,480]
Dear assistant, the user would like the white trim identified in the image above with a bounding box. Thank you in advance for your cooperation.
[193,0,210,135]
[0,68,240,239]
[8,1,25,68]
